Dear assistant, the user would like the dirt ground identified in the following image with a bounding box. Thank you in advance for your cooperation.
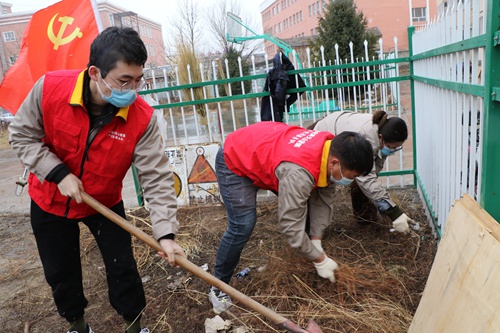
[0,126,437,333]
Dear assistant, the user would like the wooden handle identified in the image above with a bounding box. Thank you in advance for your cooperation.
[80,192,303,330]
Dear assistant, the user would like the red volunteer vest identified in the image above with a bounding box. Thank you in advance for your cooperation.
[223,122,334,192]
[28,70,153,218]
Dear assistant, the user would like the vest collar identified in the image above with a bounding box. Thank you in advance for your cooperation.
[69,69,130,121]
[317,140,331,187]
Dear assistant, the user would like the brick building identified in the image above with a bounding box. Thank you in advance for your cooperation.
[259,0,438,58]
[0,0,167,82]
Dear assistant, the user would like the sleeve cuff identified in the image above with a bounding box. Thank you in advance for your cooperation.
[158,233,175,241]
[384,205,404,221]
[45,163,71,184]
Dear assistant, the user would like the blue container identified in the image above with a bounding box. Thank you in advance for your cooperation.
[235,267,251,279]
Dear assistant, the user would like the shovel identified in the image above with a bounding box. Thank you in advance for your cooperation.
[81,192,324,333]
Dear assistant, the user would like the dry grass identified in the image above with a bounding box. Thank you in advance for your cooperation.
[0,187,436,332]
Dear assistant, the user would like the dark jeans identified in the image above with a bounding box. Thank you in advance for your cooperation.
[30,200,146,322]
[214,147,259,284]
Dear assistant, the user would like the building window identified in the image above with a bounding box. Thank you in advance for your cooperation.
[412,7,427,22]
[140,25,145,36]
[309,5,312,17]
[3,31,15,42]
[108,13,115,26]
[147,26,152,38]
[150,44,155,56]
[8,55,17,65]
[277,4,280,13]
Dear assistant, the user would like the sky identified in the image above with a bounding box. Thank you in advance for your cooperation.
[6,0,264,52]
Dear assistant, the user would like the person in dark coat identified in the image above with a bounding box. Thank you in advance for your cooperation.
[261,51,306,122]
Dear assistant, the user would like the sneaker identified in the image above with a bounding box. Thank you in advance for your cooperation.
[67,324,93,333]
[139,329,150,333]
[208,287,233,314]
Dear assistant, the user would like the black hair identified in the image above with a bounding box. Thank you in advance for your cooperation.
[372,110,408,143]
[330,131,373,176]
[87,27,147,77]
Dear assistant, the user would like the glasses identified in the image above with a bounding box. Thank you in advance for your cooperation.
[102,71,147,92]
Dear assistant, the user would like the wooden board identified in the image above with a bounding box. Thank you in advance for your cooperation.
[409,194,500,333]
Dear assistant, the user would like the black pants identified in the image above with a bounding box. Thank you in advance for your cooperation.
[30,200,146,322]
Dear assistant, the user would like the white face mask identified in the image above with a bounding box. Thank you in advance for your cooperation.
[330,163,354,186]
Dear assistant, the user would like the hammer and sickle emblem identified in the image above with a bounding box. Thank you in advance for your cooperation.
[47,13,83,50]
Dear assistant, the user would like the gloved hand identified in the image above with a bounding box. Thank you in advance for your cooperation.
[313,256,339,282]
[311,239,324,253]
[392,213,412,233]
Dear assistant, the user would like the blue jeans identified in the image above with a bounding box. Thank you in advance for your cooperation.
[214,147,259,284]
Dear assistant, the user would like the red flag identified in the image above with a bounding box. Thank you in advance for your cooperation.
[0,0,100,115]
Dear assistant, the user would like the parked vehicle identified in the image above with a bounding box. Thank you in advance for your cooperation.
[0,113,14,124]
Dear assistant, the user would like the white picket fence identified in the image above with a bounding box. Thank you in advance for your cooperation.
[138,37,413,206]
[412,0,485,233]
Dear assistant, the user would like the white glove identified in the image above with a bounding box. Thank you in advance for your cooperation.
[311,239,324,253]
[313,256,339,283]
[392,213,411,234]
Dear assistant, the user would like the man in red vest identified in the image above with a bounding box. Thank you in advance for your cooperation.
[208,122,373,314]
[9,27,185,333]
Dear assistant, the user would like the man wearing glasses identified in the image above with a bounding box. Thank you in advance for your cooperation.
[9,27,185,333]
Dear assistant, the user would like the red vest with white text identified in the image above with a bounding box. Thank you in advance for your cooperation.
[223,122,334,192]
[28,70,153,218]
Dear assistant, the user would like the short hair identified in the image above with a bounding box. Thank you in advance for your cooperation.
[87,27,148,77]
[330,131,373,176]
[372,110,408,143]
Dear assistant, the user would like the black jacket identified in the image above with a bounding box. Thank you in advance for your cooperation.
[260,52,306,122]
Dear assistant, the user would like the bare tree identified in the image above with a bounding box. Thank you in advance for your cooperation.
[205,0,263,57]
[169,0,203,53]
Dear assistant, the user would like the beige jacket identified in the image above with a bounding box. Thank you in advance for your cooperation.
[9,76,179,240]
[313,111,395,207]
[275,162,335,260]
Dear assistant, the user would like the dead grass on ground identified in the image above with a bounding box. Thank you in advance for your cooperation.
[0,187,436,333]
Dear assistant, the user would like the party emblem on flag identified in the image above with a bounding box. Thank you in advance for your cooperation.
[0,0,101,115]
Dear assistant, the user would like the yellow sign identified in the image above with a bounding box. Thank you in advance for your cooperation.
[47,13,83,50]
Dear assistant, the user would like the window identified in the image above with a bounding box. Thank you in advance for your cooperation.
[140,25,145,36]
[277,4,280,13]
[150,44,155,56]
[108,13,115,26]
[147,26,152,38]
[309,5,312,17]
[412,7,426,22]
[8,55,17,65]
[3,31,15,42]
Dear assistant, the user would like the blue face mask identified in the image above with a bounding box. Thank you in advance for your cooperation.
[330,164,354,186]
[380,145,402,156]
[97,73,137,108]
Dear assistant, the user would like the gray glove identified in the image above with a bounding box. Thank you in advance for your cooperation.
[392,213,412,233]
[313,256,338,282]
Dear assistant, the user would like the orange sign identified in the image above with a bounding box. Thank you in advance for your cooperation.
[188,147,218,183]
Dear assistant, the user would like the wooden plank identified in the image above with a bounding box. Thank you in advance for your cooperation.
[409,194,500,333]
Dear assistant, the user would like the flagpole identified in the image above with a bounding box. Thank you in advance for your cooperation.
[90,0,104,32]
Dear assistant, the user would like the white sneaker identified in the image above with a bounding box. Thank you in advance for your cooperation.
[139,329,150,333]
[208,287,233,314]
[67,325,93,333]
